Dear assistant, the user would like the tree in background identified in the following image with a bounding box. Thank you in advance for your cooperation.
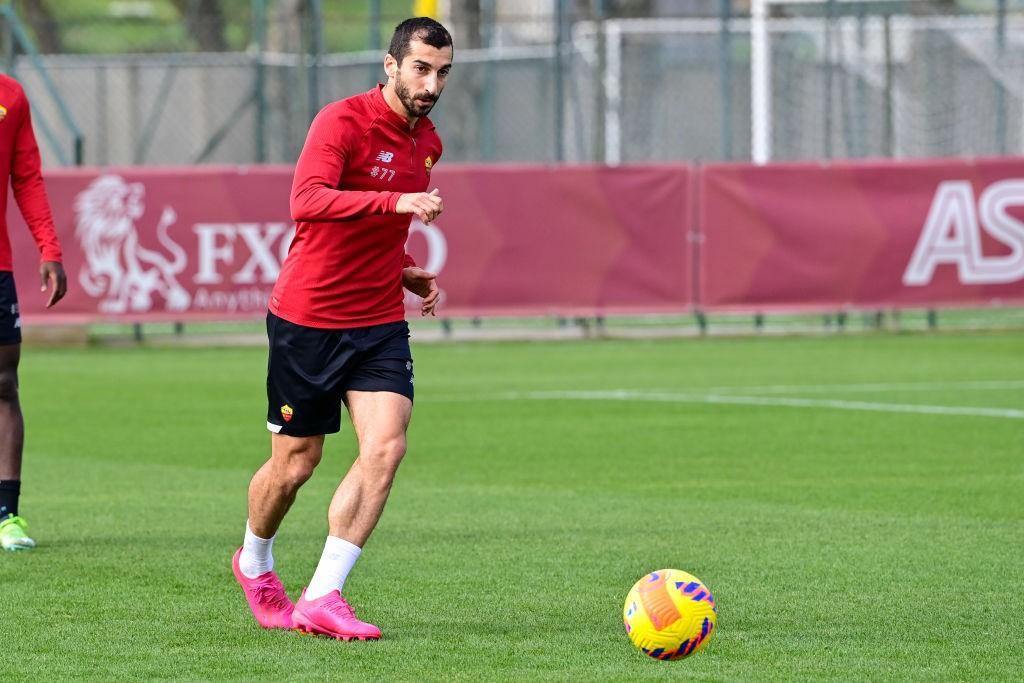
[268,0,304,53]
[574,0,655,19]
[14,0,231,54]
[14,0,63,53]
[170,0,228,52]
[450,0,482,49]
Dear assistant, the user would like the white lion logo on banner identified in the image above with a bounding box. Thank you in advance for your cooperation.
[74,174,191,313]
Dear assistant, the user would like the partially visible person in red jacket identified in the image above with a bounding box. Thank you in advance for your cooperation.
[0,73,67,552]
[231,17,451,640]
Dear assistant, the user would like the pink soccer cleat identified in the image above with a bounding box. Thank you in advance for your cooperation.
[232,547,295,630]
[292,589,382,641]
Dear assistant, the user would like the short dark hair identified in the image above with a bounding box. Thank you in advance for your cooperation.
[388,17,453,65]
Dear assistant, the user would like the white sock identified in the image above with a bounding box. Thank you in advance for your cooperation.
[305,536,362,600]
[239,521,275,579]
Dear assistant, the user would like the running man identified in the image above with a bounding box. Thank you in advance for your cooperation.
[0,74,68,551]
[233,18,452,639]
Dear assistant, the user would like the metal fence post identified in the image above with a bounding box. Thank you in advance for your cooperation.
[824,0,835,160]
[854,4,867,157]
[594,0,607,163]
[253,0,267,162]
[307,0,324,124]
[554,0,566,162]
[719,0,733,160]
[883,13,894,157]
[370,0,382,50]
[367,0,383,88]
[1,14,13,74]
[480,0,496,160]
[995,0,1007,154]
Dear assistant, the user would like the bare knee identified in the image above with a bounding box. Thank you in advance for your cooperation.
[360,438,407,492]
[0,370,17,404]
[272,440,322,492]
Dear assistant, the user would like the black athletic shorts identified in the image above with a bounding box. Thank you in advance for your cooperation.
[0,272,21,346]
[266,312,414,436]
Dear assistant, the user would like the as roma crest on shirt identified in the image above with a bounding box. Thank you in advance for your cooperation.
[424,156,433,174]
[280,404,294,422]
[0,105,7,122]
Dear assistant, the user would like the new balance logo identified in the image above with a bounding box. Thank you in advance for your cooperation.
[376,151,395,163]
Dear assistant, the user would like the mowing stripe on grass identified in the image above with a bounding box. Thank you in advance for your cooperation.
[499,390,1024,420]
[698,379,1024,394]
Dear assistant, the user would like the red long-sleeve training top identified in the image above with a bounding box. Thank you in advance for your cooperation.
[0,74,62,271]
[269,85,442,328]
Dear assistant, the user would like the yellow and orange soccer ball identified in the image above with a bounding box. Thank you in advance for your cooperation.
[623,569,717,661]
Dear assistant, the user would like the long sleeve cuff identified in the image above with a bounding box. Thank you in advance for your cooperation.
[40,245,63,263]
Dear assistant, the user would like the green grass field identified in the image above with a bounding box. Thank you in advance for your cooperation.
[2,331,1022,680]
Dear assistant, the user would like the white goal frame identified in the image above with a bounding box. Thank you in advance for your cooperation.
[751,0,903,164]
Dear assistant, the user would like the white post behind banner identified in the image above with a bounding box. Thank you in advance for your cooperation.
[751,0,771,165]
[604,20,623,165]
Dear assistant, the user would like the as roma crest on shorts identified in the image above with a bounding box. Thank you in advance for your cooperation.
[280,404,294,422]
[0,105,7,122]
[424,156,433,174]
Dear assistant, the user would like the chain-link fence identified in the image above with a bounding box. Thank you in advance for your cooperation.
[3,0,1023,166]
[598,11,1024,163]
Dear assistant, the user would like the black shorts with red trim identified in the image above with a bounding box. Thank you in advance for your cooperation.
[0,272,21,346]
[265,312,414,437]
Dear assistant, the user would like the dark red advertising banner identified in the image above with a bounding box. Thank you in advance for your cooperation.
[9,165,692,322]
[10,159,1024,323]
[699,157,1024,310]
[10,167,295,323]
[408,165,692,316]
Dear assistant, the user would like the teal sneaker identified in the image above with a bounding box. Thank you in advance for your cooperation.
[0,515,36,551]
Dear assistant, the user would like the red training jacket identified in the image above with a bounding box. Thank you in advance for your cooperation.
[270,84,442,328]
[0,74,62,271]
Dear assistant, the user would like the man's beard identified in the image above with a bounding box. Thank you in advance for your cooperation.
[395,75,438,118]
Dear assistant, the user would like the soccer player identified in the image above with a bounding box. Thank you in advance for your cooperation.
[0,74,67,552]
[232,18,452,639]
